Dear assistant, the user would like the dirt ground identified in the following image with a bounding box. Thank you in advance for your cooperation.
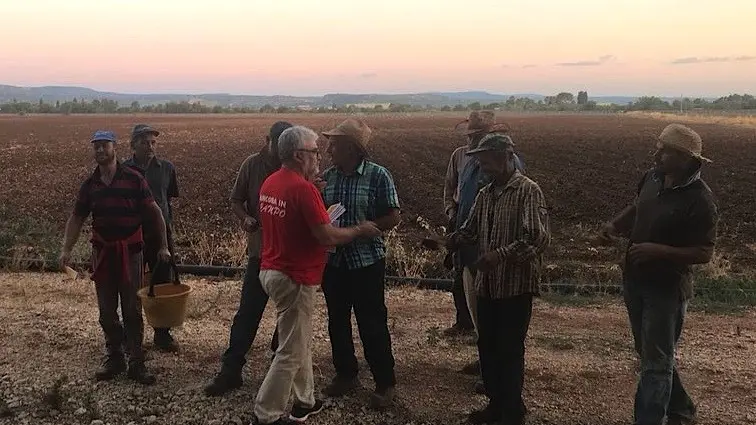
[1,272,754,425]
[1,113,755,272]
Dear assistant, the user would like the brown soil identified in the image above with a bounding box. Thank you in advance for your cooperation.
[1,113,754,273]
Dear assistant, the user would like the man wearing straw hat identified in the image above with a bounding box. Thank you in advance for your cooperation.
[448,132,550,425]
[450,111,525,391]
[319,117,402,409]
[598,124,718,425]
[59,130,171,385]
[123,124,181,353]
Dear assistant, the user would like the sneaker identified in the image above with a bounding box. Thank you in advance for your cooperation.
[95,354,126,381]
[289,399,324,422]
[323,376,360,397]
[467,404,502,425]
[461,360,480,375]
[204,372,243,397]
[369,387,395,410]
[127,362,156,386]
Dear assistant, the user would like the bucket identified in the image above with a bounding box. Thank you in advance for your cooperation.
[137,261,192,328]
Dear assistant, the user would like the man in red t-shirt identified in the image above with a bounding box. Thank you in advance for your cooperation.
[253,126,381,425]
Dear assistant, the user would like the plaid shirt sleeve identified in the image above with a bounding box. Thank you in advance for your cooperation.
[495,182,551,261]
[375,167,400,213]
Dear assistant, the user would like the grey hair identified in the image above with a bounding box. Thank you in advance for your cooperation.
[278,126,319,162]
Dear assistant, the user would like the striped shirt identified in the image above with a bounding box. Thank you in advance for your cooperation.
[456,171,551,299]
[322,160,401,270]
[74,162,155,243]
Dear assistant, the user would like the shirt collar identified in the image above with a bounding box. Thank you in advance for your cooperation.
[336,159,366,176]
[125,155,161,169]
[652,166,701,190]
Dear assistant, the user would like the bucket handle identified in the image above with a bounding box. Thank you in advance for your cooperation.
[147,259,181,297]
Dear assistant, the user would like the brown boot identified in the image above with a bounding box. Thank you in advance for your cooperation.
[95,354,126,381]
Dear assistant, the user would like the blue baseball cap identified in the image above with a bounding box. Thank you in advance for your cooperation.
[90,130,117,143]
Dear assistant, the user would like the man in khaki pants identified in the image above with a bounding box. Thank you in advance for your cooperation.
[253,126,380,424]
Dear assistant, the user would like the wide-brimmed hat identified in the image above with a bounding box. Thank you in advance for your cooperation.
[465,132,515,156]
[656,123,711,163]
[454,110,510,135]
[322,118,372,154]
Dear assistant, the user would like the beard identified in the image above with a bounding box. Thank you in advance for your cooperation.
[95,151,115,166]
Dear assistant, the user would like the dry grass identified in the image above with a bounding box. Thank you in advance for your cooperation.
[1,272,755,425]
[627,111,756,129]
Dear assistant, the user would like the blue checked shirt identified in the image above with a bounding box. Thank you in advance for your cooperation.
[322,160,401,270]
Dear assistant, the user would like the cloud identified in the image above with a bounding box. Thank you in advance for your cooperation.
[556,55,615,67]
[522,64,536,69]
[359,72,377,78]
[671,55,756,64]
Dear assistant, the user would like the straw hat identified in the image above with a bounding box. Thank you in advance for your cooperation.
[323,118,372,154]
[454,110,510,135]
[656,123,711,163]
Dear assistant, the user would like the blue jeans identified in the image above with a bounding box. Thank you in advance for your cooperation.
[623,278,696,425]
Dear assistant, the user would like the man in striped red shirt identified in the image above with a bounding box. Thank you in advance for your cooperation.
[60,130,171,385]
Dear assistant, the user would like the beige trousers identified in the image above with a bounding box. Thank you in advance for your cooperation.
[462,267,479,337]
[254,270,317,424]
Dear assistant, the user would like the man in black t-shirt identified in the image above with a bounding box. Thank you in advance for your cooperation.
[598,124,718,425]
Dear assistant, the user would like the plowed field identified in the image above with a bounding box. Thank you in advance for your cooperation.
[1,113,754,273]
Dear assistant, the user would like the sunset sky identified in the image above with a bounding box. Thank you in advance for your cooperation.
[1,0,754,97]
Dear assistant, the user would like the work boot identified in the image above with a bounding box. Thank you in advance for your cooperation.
[95,354,126,381]
[127,362,156,386]
[204,370,243,397]
[369,386,396,410]
[153,328,179,353]
[461,360,480,375]
[323,376,360,397]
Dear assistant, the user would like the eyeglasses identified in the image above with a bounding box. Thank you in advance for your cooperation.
[297,148,321,158]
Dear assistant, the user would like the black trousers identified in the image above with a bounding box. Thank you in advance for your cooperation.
[220,256,279,375]
[143,226,176,336]
[322,259,396,391]
[451,267,474,329]
[477,294,533,421]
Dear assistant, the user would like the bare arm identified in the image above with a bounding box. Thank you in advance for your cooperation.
[231,199,250,222]
[609,204,637,237]
[661,245,713,264]
[311,222,376,246]
[61,214,85,254]
[147,202,169,250]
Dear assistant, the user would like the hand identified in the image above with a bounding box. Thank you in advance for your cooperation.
[596,222,619,245]
[446,208,457,230]
[474,251,501,272]
[627,242,668,265]
[357,221,382,238]
[241,216,259,233]
[59,249,71,270]
[313,176,327,191]
[157,247,172,263]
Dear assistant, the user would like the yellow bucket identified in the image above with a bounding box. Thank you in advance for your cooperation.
[137,261,192,328]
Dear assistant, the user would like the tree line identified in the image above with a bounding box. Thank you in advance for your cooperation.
[1,92,755,115]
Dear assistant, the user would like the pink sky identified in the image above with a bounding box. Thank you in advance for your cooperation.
[1,0,754,97]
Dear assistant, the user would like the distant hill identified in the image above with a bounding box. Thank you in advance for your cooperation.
[0,84,708,108]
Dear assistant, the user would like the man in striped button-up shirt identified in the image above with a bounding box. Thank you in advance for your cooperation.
[449,132,550,425]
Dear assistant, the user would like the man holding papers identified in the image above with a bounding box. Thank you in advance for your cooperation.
[319,118,402,409]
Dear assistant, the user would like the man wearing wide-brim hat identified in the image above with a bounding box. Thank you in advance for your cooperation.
[598,123,718,425]
[447,111,525,391]
[318,118,402,409]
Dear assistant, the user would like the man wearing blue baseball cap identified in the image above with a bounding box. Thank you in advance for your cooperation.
[124,124,181,353]
[60,130,171,385]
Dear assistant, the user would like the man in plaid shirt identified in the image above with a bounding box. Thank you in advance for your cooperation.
[449,133,550,425]
[319,118,402,410]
